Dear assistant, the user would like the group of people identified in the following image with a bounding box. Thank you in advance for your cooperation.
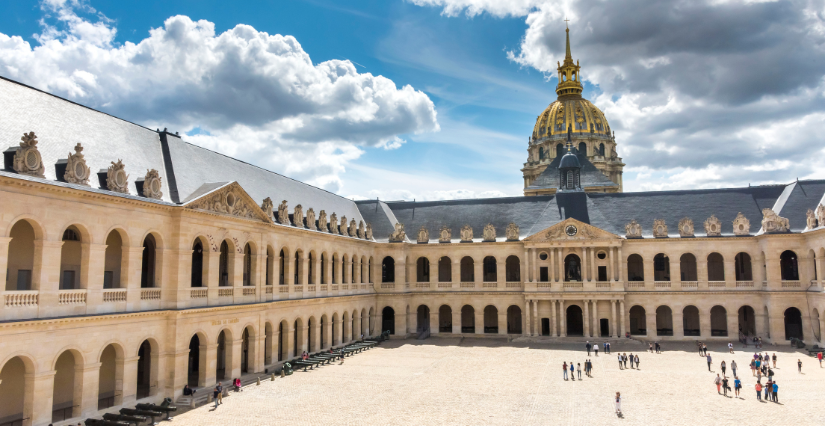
[562,359,595,379]
[708,350,785,403]
[585,341,612,356]
[618,352,640,369]
[648,342,662,353]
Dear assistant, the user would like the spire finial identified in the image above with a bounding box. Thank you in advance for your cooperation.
[566,125,573,151]
[564,20,572,60]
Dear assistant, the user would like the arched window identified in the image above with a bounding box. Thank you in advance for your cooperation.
[294,251,301,284]
[784,307,803,339]
[438,257,451,282]
[308,252,314,285]
[505,255,520,281]
[564,254,582,281]
[60,226,83,290]
[653,253,669,281]
[320,254,326,284]
[627,254,644,281]
[243,243,252,286]
[381,256,395,283]
[104,231,124,289]
[7,221,35,290]
[734,252,752,281]
[556,143,564,157]
[279,249,285,285]
[578,142,587,155]
[538,147,544,160]
[417,257,430,282]
[266,247,273,286]
[191,240,203,287]
[141,235,157,288]
[710,306,728,336]
[780,250,799,280]
[219,241,229,287]
[599,143,605,156]
[680,253,697,281]
[460,257,474,282]
[483,256,497,282]
[707,253,724,281]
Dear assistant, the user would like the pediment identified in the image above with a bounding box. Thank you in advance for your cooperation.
[183,182,272,223]
[523,218,620,242]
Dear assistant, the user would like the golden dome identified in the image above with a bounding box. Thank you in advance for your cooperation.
[532,98,611,140]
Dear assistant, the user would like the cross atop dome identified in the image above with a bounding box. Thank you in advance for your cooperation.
[556,25,583,99]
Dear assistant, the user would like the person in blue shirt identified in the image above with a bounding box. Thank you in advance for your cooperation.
[734,377,741,398]
[772,382,778,402]
[570,362,575,380]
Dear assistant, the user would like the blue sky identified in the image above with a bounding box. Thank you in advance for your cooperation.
[2,0,823,200]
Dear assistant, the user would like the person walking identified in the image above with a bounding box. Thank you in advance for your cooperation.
[649,342,654,353]
[772,381,778,403]
[563,362,568,380]
[734,376,741,398]
[817,351,822,367]
[594,344,599,356]
[634,354,640,370]
[721,376,729,397]
[615,392,622,415]
[698,342,704,356]
[728,342,734,354]
[755,381,762,401]
[623,353,628,369]
[750,359,755,376]
[798,359,802,373]
[721,360,726,376]
[731,360,737,378]
[586,341,592,356]
[577,362,582,379]
[707,353,712,372]
[605,342,610,354]
[618,353,623,370]
[772,353,777,368]
[570,362,575,380]
[214,382,223,408]
[714,374,722,394]
[703,343,708,356]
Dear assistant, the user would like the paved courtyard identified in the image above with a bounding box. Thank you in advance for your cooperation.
[171,337,825,425]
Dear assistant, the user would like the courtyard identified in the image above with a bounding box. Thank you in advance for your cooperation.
[170,337,824,425]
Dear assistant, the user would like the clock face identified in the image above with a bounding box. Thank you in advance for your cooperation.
[565,225,578,236]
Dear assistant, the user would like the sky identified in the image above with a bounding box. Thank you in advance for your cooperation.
[1,0,824,201]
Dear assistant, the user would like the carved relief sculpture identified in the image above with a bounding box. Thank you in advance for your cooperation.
[106,159,130,194]
[261,197,274,220]
[358,221,365,239]
[806,209,816,230]
[306,208,316,230]
[349,219,357,237]
[417,226,429,244]
[318,210,328,232]
[761,208,790,233]
[732,212,750,235]
[389,222,406,243]
[365,223,373,240]
[142,169,163,199]
[506,223,519,241]
[624,220,642,238]
[330,213,338,234]
[12,132,45,178]
[483,223,496,242]
[64,143,90,185]
[704,215,722,236]
[460,225,473,242]
[439,226,451,243]
[816,204,825,228]
[186,185,264,221]
[678,217,694,237]
[653,219,668,238]
[278,200,289,225]
[294,204,304,228]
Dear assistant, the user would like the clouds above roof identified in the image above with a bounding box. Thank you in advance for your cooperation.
[0,0,439,193]
[411,0,825,191]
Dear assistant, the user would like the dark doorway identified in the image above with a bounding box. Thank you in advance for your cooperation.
[136,341,151,399]
[598,266,607,282]
[439,305,452,333]
[600,318,609,337]
[241,328,250,374]
[191,241,203,287]
[739,306,756,336]
[541,318,550,336]
[566,305,583,336]
[784,307,803,340]
[382,307,395,335]
[629,305,646,335]
[417,305,430,333]
[187,335,200,387]
[461,305,475,333]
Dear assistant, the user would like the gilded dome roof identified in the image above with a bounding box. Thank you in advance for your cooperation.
[532,98,611,140]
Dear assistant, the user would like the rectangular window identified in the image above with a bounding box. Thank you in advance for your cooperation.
[539,267,549,282]
[598,266,607,282]
[103,271,114,289]
[61,270,76,290]
[17,269,31,290]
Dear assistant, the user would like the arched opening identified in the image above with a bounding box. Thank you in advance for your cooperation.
[368,257,374,283]
[578,142,587,155]
[556,143,563,157]
[780,250,799,280]
[187,334,203,387]
[243,244,253,286]
[351,310,358,340]
[738,305,755,336]
[342,312,350,343]
[59,226,83,289]
[7,220,35,290]
[307,317,314,353]
[241,327,251,373]
[680,253,697,281]
[308,252,314,285]
[566,305,584,336]
[784,307,803,340]
[505,255,521,281]
[279,249,286,285]
[219,241,230,286]
[279,321,288,361]
[653,253,670,281]
[812,309,821,341]
[564,254,582,281]
[417,257,430,282]
[460,257,474,281]
[734,252,752,281]
[98,344,121,409]
[217,330,229,380]
[438,256,451,282]
[710,306,728,336]
[266,247,273,286]
[439,305,452,333]
[707,253,724,281]
[52,350,81,421]
[507,305,522,334]
[382,307,395,335]
[140,234,157,288]
[293,319,302,356]
[104,230,124,289]
[483,256,497,282]
[627,254,644,281]
[320,315,327,348]
[382,256,395,283]
[0,356,31,425]
[191,240,204,287]
[683,305,700,336]
[136,340,154,399]
[320,253,326,285]
[629,306,646,335]
[599,143,605,156]
[461,305,475,333]
[484,305,498,333]
[417,305,430,333]
[332,314,340,346]
[656,306,673,336]
[295,251,304,285]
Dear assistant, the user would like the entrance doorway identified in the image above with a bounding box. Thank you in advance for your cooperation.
[600,318,609,337]
[566,305,583,336]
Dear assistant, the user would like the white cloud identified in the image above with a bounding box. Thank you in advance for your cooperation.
[0,1,439,193]
[406,0,545,17]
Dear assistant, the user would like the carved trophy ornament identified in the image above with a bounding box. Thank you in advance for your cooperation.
[330,213,338,234]
[64,143,91,185]
[761,208,789,233]
[816,204,825,228]
[293,204,304,228]
[482,223,496,242]
[358,221,365,239]
[261,197,274,220]
[506,223,519,241]
[278,200,289,225]
[318,210,328,232]
[653,219,668,238]
[417,226,429,244]
[806,209,816,230]
[142,169,163,199]
[306,208,317,230]
[106,159,130,194]
[678,217,694,237]
[732,212,750,235]
[460,225,473,242]
[389,222,406,242]
[704,215,722,236]
[339,216,348,235]
[365,223,373,240]
[13,132,45,178]
[349,219,357,237]
[439,225,451,243]
[624,220,642,238]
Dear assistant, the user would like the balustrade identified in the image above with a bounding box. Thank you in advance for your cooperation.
[102,289,127,302]
[218,288,234,297]
[140,288,161,300]
[190,289,208,299]
[243,287,256,296]
[4,291,38,307]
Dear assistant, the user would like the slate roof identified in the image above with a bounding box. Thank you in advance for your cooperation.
[0,76,364,222]
[526,147,619,191]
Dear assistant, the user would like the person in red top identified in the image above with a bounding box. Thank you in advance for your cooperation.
[818,351,823,367]
[233,378,242,392]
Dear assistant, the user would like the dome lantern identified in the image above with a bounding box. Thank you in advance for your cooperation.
[556,26,583,99]
[558,125,582,192]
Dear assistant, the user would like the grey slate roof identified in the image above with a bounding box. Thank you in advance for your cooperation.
[0,76,363,222]
[526,147,619,190]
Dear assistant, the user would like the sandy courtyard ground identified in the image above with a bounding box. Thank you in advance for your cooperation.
[169,337,824,425]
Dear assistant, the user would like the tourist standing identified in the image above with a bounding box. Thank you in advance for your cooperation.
[772,381,778,402]
[721,376,729,397]
[734,376,741,398]
[714,374,722,394]
[707,354,712,372]
[577,362,582,379]
[698,342,704,356]
[594,344,599,356]
[731,360,737,378]
[818,351,822,367]
[703,343,708,356]
[798,359,802,373]
[634,354,640,369]
[755,381,762,401]
[570,362,575,380]
[617,353,623,370]
[563,362,568,380]
[764,379,771,401]
[720,360,726,376]
[728,342,734,354]
[586,341,592,356]
[623,353,628,369]
[629,353,635,369]
[772,353,777,368]
[214,382,223,407]
[615,392,622,415]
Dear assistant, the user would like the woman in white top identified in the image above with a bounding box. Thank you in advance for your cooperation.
[615,392,622,415]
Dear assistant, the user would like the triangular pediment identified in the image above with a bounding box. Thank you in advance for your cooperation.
[523,218,620,242]
[183,182,272,223]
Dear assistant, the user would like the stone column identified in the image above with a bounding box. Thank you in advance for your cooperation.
[354,258,361,285]
[204,343,218,387]
[121,355,140,404]
[300,254,309,288]
[311,253,321,286]
[452,309,462,334]
[581,248,588,282]
[78,362,101,417]
[619,300,626,337]
[559,300,566,337]
[396,307,408,337]
[608,247,615,281]
[0,237,10,293]
[30,370,56,426]
[583,299,591,338]
[84,243,107,311]
[670,257,680,285]
[524,300,531,335]
[699,307,710,338]
[611,300,618,337]
[229,338,243,379]
[451,258,460,286]
[754,310,767,340]
[473,257,483,287]
[498,310,508,335]
[548,248,555,283]
[334,319,343,347]
[673,308,684,339]
[520,251,528,285]
[647,306,656,338]
[533,300,540,336]
[617,247,624,283]
[334,255,342,285]
[394,257,405,286]
[430,256,439,287]
[312,320,321,353]
[724,259,736,288]
[475,309,485,335]
[727,306,738,340]
[430,310,439,335]
[551,299,557,337]
[232,250,244,289]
